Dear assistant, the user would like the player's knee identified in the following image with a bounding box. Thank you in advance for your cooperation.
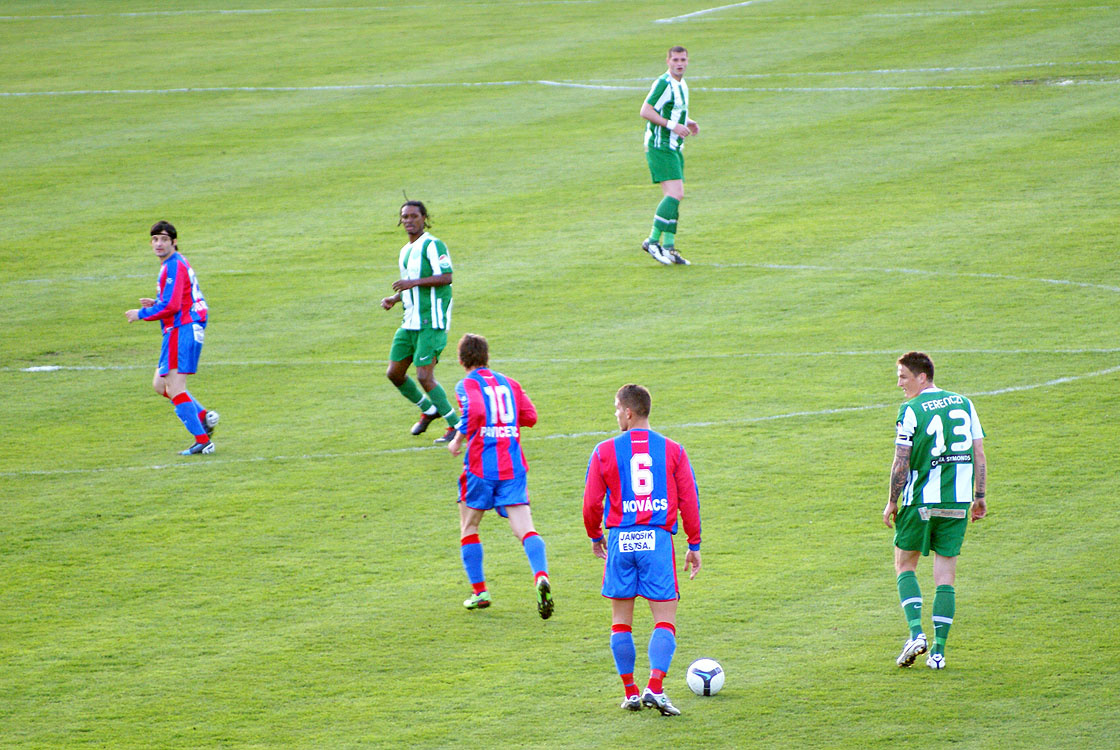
[417,372,437,391]
[385,367,404,386]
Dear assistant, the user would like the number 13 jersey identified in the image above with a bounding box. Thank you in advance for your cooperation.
[896,387,985,507]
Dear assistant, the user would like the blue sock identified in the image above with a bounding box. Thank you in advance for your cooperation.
[460,534,485,589]
[184,389,206,414]
[172,393,206,438]
[648,623,677,675]
[521,532,548,578]
[611,626,637,676]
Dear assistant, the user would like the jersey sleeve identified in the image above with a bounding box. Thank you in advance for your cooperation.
[673,444,702,549]
[645,77,669,106]
[428,239,452,275]
[895,404,917,446]
[582,447,608,540]
[512,379,537,428]
[454,380,471,435]
[139,261,185,321]
[968,399,985,440]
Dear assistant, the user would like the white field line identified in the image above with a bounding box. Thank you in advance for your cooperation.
[0,2,599,21]
[708,263,1120,294]
[6,348,1120,374]
[9,262,1117,294]
[7,269,253,285]
[6,72,1119,98]
[655,0,775,24]
[693,79,1120,92]
[1,3,1112,22]
[0,80,542,98]
[582,61,1120,83]
[0,8,384,21]
[4,364,1118,478]
[685,5,1119,21]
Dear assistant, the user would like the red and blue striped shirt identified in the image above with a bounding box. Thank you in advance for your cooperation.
[139,252,208,334]
[454,368,537,480]
[583,429,701,550]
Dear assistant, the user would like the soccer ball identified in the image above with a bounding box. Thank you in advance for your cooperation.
[685,658,725,696]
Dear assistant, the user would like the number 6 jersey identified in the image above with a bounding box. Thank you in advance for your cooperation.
[583,429,701,548]
[896,387,985,507]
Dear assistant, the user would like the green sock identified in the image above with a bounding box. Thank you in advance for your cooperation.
[932,584,955,654]
[650,196,679,240]
[396,377,426,406]
[896,571,923,638]
[661,231,675,248]
[426,384,460,428]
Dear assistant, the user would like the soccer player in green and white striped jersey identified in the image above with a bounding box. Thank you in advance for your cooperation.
[883,352,987,670]
[381,201,461,444]
[639,46,698,266]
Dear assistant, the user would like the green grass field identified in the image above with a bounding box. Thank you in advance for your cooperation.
[2,0,1119,747]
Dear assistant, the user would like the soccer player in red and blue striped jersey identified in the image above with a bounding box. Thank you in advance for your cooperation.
[447,334,552,619]
[125,221,218,455]
[584,384,701,715]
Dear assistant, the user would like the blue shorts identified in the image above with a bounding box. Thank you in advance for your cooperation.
[458,470,528,518]
[601,526,679,602]
[158,323,205,376]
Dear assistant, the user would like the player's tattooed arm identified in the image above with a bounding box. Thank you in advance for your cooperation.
[888,444,911,504]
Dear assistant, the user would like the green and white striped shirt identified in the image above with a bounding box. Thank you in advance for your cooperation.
[644,71,689,152]
[895,387,985,506]
[397,232,453,331]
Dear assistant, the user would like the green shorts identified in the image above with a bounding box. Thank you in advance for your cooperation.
[894,504,970,557]
[646,147,684,184]
[390,327,447,367]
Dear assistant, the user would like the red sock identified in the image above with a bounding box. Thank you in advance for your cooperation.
[621,674,639,698]
[647,669,666,694]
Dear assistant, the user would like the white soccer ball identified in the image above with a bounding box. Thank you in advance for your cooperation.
[685,658,725,696]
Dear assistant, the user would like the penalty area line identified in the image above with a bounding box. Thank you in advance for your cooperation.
[4,364,1118,478]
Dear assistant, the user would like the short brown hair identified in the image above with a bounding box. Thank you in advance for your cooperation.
[458,333,489,370]
[616,384,651,418]
[668,45,688,56]
[898,351,934,381]
[150,220,177,239]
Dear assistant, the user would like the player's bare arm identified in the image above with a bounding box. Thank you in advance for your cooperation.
[640,102,690,138]
[971,438,988,521]
[380,293,401,310]
[392,272,452,293]
[883,443,911,527]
